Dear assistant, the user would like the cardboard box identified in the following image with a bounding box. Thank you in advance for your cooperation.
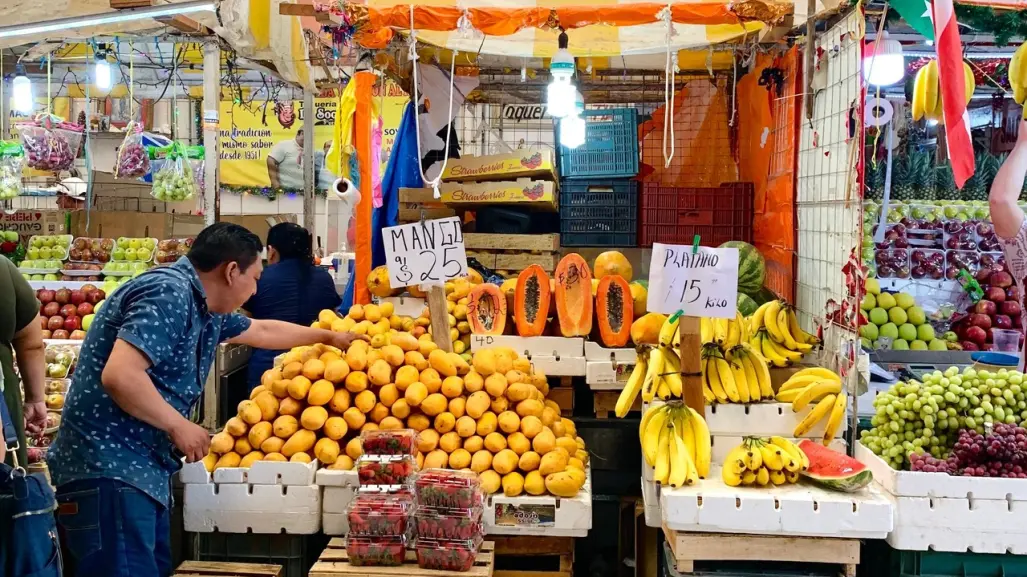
[69,212,293,241]
[434,179,557,212]
[0,210,69,245]
[442,150,556,183]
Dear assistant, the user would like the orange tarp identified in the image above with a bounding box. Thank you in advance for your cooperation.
[353,71,376,305]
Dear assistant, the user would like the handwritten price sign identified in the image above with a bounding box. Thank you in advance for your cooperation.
[646,243,738,319]
[382,217,468,288]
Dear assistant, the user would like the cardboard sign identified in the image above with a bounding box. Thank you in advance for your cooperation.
[382,217,467,288]
[646,243,738,319]
[0,211,68,246]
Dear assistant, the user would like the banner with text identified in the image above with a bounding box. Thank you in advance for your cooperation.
[218,87,407,189]
[647,243,738,318]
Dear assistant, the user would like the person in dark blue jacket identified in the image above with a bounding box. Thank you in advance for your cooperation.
[243,223,341,390]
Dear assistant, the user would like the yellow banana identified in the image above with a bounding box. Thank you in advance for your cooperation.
[668,421,688,488]
[778,374,828,393]
[678,410,697,464]
[615,354,647,417]
[641,346,665,402]
[763,301,786,343]
[673,326,681,348]
[639,403,661,444]
[663,349,683,397]
[1016,83,1027,106]
[736,312,750,343]
[725,316,741,349]
[779,449,801,473]
[770,436,809,470]
[739,352,762,401]
[775,387,805,403]
[785,470,800,483]
[729,357,750,403]
[924,60,940,113]
[705,352,729,402]
[786,307,820,346]
[741,470,757,485]
[656,380,672,400]
[714,356,740,402]
[723,445,749,472]
[778,308,812,352]
[744,438,763,470]
[750,301,773,332]
[759,332,792,367]
[759,443,785,471]
[912,65,927,121]
[769,469,787,486]
[764,334,803,362]
[756,466,770,486]
[700,317,714,344]
[823,393,848,444]
[793,394,838,437]
[963,62,975,105]
[1011,41,1027,104]
[654,424,671,484]
[789,367,841,383]
[792,380,843,412]
[741,343,774,398]
[659,315,681,348]
[642,406,669,466]
[687,406,711,478]
[722,458,745,486]
[713,318,729,345]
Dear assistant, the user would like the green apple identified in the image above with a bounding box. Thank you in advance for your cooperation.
[880,322,899,339]
[892,339,910,350]
[895,292,915,309]
[861,323,880,340]
[877,292,896,309]
[928,338,947,351]
[907,306,926,325]
[82,314,95,331]
[869,307,888,326]
[861,294,877,311]
[888,306,908,325]
[917,324,936,341]
[910,340,929,351]
[898,323,917,341]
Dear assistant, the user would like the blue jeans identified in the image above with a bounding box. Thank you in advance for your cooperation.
[0,464,61,577]
[55,479,171,577]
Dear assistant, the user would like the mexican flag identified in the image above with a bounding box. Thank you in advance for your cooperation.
[933,0,975,188]
[890,0,935,41]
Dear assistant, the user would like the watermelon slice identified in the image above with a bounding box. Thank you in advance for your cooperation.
[797,440,873,492]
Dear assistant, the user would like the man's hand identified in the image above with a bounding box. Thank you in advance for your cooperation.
[23,401,47,436]
[326,331,370,351]
[169,419,211,463]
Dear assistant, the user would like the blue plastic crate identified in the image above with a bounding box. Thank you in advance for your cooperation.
[559,179,637,247]
[558,108,639,179]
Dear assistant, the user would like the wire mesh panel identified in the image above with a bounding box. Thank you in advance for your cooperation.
[796,11,864,365]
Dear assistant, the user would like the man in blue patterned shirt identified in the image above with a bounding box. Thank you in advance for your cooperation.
[48,223,365,577]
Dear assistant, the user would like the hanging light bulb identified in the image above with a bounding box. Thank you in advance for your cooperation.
[95,46,112,90]
[546,31,575,119]
[560,88,586,149]
[862,31,905,87]
[12,64,32,114]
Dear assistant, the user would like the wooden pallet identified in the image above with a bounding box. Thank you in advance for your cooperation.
[663,529,859,577]
[593,391,640,418]
[464,233,560,275]
[310,538,495,577]
[174,561,282,577]
[547,386,574,417]
[492,536,574,577]
[399,188,458,224]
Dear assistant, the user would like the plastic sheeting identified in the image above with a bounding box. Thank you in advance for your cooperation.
[217,0,314,88]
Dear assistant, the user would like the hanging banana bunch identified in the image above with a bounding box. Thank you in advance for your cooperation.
[615,314,682,415]
[1010,41,1027,111]
[747,300,819,367]
[775,367,847,443]
[912,59,975,125]
[640,401,711,486]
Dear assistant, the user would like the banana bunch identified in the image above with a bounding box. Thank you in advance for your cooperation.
[615,314,683,415]
[700,312,749,350]
[1011,42,1027,110]
[640,401,711,486]
[722,436,808,487]
[701,343,774,404]
[775,367,848,443]
[912,59,975,124]
[748,300,818,367]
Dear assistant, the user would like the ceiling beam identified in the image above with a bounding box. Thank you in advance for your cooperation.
[109,0,212,35]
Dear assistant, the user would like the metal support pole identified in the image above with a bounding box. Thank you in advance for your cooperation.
[303,87,316,233]
[202,42,220,225]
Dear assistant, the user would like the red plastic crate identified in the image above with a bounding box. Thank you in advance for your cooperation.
[638,182,754,247]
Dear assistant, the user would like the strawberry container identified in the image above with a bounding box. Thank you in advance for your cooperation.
[361,429,417,456]
[347,493,414,536]
[346,536,406,567]
[413,506,484,540]
[415,537,484,572]
[415,469,484,509]
[356,456,416,487]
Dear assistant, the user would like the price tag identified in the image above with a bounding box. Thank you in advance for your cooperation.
[646,242,738,319]
[382,217,467,288]
[494,503,556,527]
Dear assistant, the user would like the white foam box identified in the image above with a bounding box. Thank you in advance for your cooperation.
[659,464,893,538]
[179,460,318,486]
[184,483,322,534]
[471,335,586,376]
[704,402,848,439]
[482,465,592,537]
[317,468,360,530]
[584,342,638,389]
[641,460,662,529]
[378,295,427,317]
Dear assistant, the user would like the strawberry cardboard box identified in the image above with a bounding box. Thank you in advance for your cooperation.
[347,493,414,536]
[415,536,484,572]
[413,506,483,540]
[346,535,406,567]
[415,469,483,509]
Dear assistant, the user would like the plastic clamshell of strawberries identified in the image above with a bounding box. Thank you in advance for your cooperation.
[347,493,414,536]
[415,468,484,509]
[356,456,416,487]
[413,505,484,540]
[360,428,418,456]
[346,535,407,567]
[415,536,484,572]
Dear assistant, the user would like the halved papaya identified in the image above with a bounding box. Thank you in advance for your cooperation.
[596,275,633,347]
[467,283,508,335]
[554,253,593,337]
[514,265,551,337]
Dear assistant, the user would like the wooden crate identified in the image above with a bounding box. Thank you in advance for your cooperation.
[310,538,495,577]
[492,536,575,577]
[399,188,458,224]
[592,391,640,419]
[174,561,282,577]
[663,529,859,576]
[464,233,560,275]
[547,385,574,417]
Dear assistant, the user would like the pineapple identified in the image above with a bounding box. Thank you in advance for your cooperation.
[935,163,956,201]
[865,157,884,201]
[890,154,914,201]
[962,150,994,202]
[913,150,936,201]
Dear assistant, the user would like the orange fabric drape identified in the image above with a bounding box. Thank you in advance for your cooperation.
[353,71,376,305]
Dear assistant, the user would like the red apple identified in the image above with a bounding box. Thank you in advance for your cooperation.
[69,330,86,340]
[961,341,980,351]
[1002,301,1023,316]
[63,316,81,332]
[47,316,65,331]
[51,329,69,340]
[986,287,1006,303]
[974,300,997,316]
[54,288,71,305]
[37,289,55,304]
[59,304,78,318]
[40,316,49,330]
[43,302,61,317]
[69,290,85,305]
[86,289,105,304]
[990,271,1014,288]
[1009,286,1021,302]
[41,330,52,339]
[995,314,1013,329]
[966,325,989,345]
[969,313,993,330]
[76,302,93,316]
[80,283,97,294]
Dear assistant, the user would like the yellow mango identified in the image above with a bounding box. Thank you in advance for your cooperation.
[281,429,317,457]
[524,470,546,495]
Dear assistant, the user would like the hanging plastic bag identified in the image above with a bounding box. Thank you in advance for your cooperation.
[114,122,150,179]
[0,142,25,200]
[16,115,83,172]
[149,142,203,202]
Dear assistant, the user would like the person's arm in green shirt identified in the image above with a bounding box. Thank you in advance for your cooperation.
[4,257,45,435]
